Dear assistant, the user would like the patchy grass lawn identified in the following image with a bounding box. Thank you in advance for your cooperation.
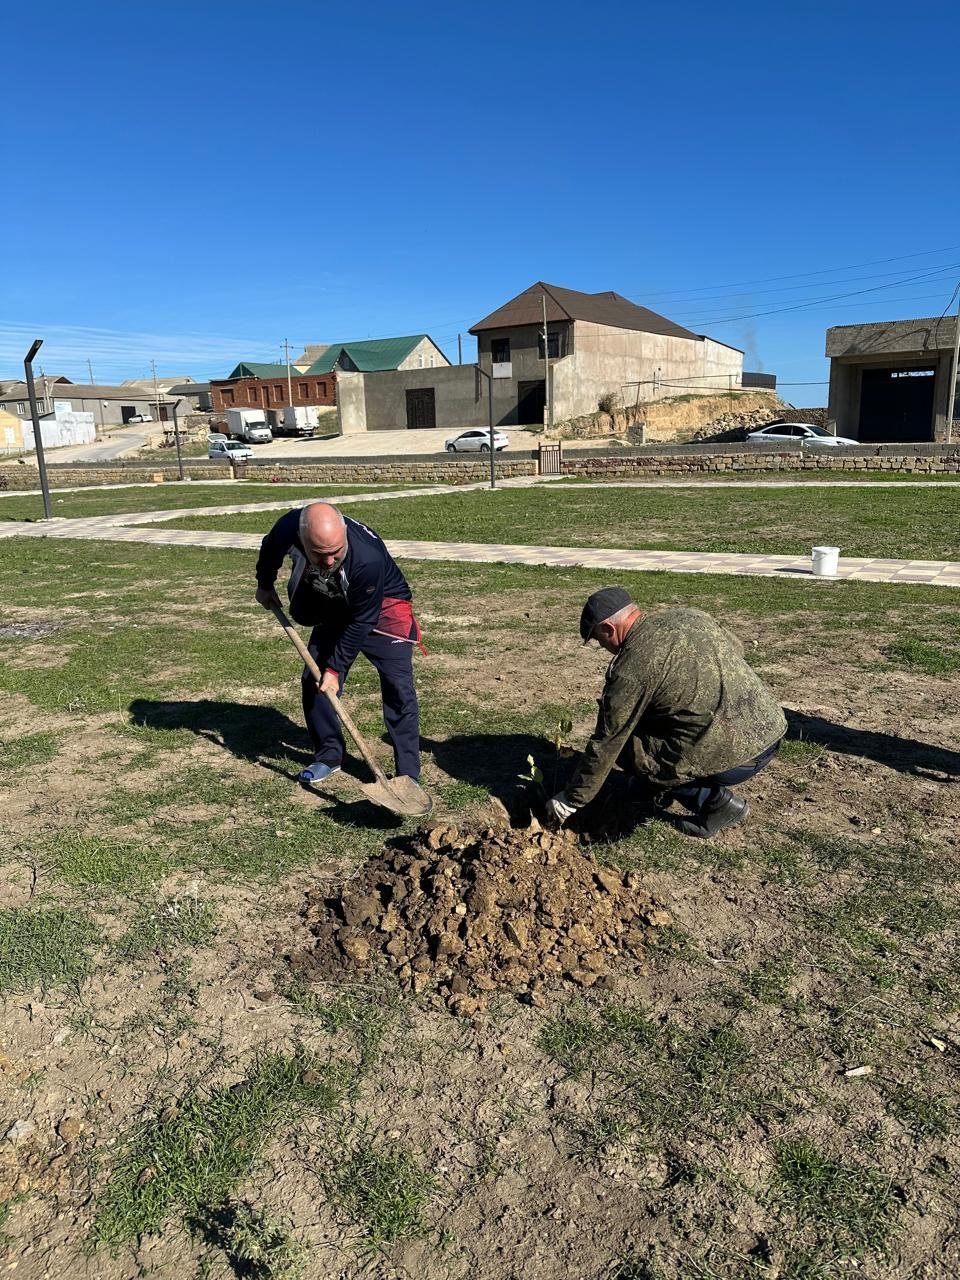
[0,481,423,523]
[154,483,960,560]
[0,533,957,1278]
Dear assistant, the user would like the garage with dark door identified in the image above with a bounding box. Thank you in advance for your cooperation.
[858,367,937,443]
[827,317,958,443]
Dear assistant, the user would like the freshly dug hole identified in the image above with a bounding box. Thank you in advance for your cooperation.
[290,820,671,1016]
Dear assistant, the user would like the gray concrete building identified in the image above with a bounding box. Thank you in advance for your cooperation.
[338,365,480,434]
[471,281,744,426]
[0,377,163,427]
[826,316,959,442]
[337,281,746,434]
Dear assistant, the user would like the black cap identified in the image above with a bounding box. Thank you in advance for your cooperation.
[579,586,633,642]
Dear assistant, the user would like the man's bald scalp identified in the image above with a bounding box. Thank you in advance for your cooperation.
[299,501,346,546]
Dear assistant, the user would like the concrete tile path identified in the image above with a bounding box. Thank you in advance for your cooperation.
[6,505,960,587]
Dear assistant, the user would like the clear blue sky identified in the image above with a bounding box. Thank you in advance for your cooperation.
[2,0,958,401]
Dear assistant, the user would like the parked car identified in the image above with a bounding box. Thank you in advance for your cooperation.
[208,438,254,461]
[126,413,153,423]
[445,429,509,453]
[746,423,859,447]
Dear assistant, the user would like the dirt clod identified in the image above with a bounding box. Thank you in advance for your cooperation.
[291,821,670,1012]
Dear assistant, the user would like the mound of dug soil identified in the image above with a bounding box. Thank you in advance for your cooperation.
[291,820,672,1016]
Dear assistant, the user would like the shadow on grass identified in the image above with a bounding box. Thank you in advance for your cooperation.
[128,698,313,770]
[786,709,960,779]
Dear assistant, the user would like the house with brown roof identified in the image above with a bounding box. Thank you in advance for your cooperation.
[469,281,744,425]
[335,281,748,434]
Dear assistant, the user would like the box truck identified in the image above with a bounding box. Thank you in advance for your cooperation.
[281,405,326,436]
[226,408,272,443]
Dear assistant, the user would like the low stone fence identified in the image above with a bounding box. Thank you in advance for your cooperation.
[561,449,960,478]
[0,457,538,491]
[2,447,959,493]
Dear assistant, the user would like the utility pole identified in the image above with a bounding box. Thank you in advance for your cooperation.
[24,339,52,520]
[87,358,105,438]
[541,293,551,431]
[151,358,161,423]
[457,333,462,366]
[284,338,293,407]
[946,290,960,445]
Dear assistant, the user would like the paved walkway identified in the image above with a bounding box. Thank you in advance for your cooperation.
[6,509,960,586]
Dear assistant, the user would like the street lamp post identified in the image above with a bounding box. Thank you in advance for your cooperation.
[475,365,497,489]
[24,339,52,520]
[171,399,185,482]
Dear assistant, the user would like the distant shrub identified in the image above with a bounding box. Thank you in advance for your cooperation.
[598,392,618,416]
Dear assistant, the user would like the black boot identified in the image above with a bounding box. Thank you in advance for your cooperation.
[675,787,749,838]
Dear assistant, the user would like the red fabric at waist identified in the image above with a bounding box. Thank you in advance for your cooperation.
[374,597,427,654]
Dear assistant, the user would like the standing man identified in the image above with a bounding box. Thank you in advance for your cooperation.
[255,502,423,784]
[547,587,786,837]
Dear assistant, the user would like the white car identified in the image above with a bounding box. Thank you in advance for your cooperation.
[209,438,254,461]
[445,429,509,453]
[746,423,859,447]
[126,413,153,423]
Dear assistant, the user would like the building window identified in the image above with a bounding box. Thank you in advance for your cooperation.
[263,386,271,406]
[223,389,234,405]
[491,338,510,364]
[16,401,25,413]
[248,387,259,404]
[275,386,283,400]
[418,355,424,368]
[36,399,45,412]
[319,381,327,398]
[299,382,309,397]
[538,331,561,359]
[429,355,435,367]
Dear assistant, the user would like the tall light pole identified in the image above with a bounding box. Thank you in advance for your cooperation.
[475,364,496,489]
[541,292,551,431]
[24,339,52,520]
[946,293,960,444]
[171,399,185,482]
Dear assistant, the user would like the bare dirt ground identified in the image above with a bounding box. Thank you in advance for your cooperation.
[1,568,959,1280]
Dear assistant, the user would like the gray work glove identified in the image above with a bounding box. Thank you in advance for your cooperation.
[545,792,578,827]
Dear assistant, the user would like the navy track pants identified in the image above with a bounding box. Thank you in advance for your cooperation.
[301,626,421,780]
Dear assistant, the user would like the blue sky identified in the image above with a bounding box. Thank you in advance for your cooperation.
[2,0,958,400]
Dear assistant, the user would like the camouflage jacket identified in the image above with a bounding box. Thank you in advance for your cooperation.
[564,608,786,807]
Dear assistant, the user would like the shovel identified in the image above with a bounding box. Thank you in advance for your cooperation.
[269,602,433,818]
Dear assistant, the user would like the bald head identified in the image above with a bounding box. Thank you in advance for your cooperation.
[299,502,348,571]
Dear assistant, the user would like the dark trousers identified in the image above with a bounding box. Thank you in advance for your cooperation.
[302,627,421,779]
[669,737,782,812]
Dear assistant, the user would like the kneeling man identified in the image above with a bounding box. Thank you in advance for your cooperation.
[547,587,786,837]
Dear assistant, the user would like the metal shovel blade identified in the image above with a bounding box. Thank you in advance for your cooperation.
[358,774,433,818]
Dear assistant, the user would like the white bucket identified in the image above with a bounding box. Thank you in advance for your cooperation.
[811,545,840,577]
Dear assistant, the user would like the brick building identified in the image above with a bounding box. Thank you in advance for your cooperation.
[209,362,335,414]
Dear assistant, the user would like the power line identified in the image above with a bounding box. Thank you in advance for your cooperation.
[620,243,960,301]
[671,264,960,327]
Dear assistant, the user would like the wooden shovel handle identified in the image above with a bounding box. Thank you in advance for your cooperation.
[269,601,392,787]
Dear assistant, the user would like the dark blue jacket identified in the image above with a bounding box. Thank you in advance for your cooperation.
[256,510,411,675]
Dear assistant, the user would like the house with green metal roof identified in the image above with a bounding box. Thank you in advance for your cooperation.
[224,361,293,380]
[305,335,449,375]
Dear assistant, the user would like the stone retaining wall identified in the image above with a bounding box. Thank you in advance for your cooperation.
[2,448,959,492]
[0,458,537,491]
[562,450,960,477]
